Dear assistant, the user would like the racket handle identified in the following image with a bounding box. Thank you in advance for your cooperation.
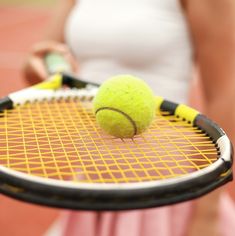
[44,52,72,75]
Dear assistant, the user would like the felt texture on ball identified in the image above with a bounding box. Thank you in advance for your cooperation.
[93,75,156,138]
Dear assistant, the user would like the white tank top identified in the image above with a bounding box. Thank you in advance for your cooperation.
[65,0,193,103]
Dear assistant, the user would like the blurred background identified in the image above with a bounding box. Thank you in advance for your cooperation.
[0,1,60,235]
[0,0,234,236]
[0,0,56,97]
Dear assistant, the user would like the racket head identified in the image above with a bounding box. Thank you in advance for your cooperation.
[0,75,233,210]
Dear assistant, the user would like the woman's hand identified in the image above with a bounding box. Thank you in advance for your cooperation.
[23,40,78,84]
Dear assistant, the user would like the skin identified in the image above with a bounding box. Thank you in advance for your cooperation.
[23,0,77,83]
[182,0,235,235]
[23,0,235,235]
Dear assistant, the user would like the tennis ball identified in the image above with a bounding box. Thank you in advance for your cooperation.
[93,75,156,138]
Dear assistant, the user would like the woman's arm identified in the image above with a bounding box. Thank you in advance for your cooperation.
[23,0,77,83]
[44,0,76,41]
[185,0,235,131]
[183,0,235,235]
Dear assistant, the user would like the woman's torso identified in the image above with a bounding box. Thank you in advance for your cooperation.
[65,0,193,103]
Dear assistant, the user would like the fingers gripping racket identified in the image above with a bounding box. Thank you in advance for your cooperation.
[0,54,233,210]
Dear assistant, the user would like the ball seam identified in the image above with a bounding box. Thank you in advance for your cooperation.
[95,107,137,136]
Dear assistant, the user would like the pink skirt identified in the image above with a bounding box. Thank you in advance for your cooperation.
[45,192,235,236]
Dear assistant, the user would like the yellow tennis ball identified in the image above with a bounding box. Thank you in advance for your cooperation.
[93,75,156,138]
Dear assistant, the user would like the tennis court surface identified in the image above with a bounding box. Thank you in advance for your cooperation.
[0,5,59,236]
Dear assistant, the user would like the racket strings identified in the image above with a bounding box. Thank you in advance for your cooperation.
[0,99,218,183]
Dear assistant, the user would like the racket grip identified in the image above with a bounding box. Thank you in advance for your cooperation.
[44,52,72,75]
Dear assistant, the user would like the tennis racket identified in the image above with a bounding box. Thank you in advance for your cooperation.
[0,53,233,210]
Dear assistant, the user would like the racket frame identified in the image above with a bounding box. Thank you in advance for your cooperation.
[0,73,233,210]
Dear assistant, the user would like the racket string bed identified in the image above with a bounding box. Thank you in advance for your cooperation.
[0,98,219,184]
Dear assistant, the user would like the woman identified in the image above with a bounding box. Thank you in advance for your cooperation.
[23,0,235,235]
